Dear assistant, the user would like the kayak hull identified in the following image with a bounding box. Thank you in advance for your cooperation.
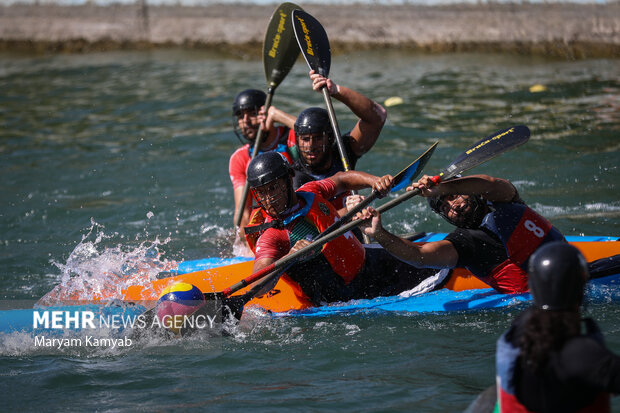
[1,236,618,334]
[128,237,620,313]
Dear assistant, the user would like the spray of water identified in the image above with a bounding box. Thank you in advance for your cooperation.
[37,219,178,306]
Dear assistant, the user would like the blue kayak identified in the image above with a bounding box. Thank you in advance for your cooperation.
[1,234,618,334]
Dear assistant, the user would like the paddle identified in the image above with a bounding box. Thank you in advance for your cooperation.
[221,125,530,301]
[314,141,438,242]
[292,9,371,241]
[234,2,302,227]
[291,9,351,173]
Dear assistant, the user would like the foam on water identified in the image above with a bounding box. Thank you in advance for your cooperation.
[37,219,179,306]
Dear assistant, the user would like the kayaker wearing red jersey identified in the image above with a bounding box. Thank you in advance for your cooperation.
[496,242,620,412]
[353,174,565,293]
[289,70,387,212]
[244,152,437,305]
[228,89,296,250]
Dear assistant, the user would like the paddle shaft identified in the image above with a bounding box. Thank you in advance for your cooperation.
[234,3,302,228]
[321,87,351,172]
[321,82,372,241]
[234,88,275,227]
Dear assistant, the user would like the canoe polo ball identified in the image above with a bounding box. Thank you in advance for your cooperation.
[156,282,206,334]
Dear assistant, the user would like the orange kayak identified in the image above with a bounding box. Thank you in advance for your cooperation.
[121,237,620,313]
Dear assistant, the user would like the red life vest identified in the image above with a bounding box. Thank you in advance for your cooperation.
[245,191,365,284]
[479,202,565,293]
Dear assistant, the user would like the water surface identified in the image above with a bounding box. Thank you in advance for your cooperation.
[1,49,618,411]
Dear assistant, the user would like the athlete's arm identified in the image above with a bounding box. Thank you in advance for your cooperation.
[233,186,253,231]
[249,257,281,297]
[249,230,293,296]
[310,70,386,157]
[229,150,253,235]
[262,105,296,131]
[356,206,459,268]
[329,171,393,196]
[409,174,517,203]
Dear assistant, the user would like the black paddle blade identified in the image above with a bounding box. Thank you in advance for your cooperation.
[263,2,302,88]
[439,125,530,181]
[178,293,247,336]
[392,141,438,192]
[292,9,331,77]
[203,292,246,322]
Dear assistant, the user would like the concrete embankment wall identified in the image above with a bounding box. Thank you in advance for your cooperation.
[1,3,619,58]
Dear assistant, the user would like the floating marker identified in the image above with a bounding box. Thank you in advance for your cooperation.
[529,84,547,93]
[384,96,404,107]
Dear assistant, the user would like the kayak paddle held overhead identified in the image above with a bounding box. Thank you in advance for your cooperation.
[263,2,303,91]
[291,9,350,173]
[234,2,303,228]
[292,8,374,242]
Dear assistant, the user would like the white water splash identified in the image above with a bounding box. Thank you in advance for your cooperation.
[37,219,178,306]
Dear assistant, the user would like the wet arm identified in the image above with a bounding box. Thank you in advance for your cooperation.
[334,85,386,156]
[374,231,459,269]
[329,171,393,196]
[250,257,282,297]
[310,70,386,156]
[266,105,296,130]
[418,174,517,203]
[356,206,459,268]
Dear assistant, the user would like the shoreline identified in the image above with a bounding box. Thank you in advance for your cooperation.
[1,3,619,58]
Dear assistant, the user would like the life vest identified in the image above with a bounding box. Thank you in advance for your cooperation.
[496,319,610,413]
[247,126,295,163]
[245,191,366,304]
[478,202,565,293]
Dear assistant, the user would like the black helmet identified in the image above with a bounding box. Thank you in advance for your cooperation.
[428,196,443,214]
[247,152,293,189]
[294,107,332,136]
[528,241,589,311]
[232,89,266,117]
[427,194,487,229]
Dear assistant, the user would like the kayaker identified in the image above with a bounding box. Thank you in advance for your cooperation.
[353,174,565,293]
[495,241,620,412]
[289,70,387,212]
[243,151,438,305]
[228,89,297,250]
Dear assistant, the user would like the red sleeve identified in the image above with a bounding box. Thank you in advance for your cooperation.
[298,178,337,200]
[229,146,250,189]
[286,128,296,147]
[254,228,291,261]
